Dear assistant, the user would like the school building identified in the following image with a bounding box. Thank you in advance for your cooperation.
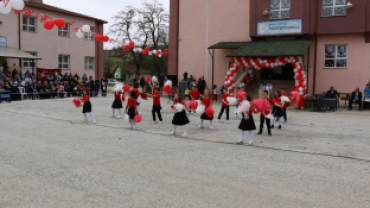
[0,0,107,79]
[168,0,370,97]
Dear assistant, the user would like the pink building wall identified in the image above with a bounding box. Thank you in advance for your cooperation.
[315,34,370,94]
[178,0,250,89]
[0,6,97,79]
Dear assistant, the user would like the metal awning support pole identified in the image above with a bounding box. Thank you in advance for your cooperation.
[31,59,35,74]
[208,49,215,95]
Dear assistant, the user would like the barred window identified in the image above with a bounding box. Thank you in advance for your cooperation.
[324,45,347,68]
[270,0,291,19]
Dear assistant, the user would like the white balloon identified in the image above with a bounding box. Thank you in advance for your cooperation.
[299,87,303,92]
[117,37,123,44]
[148,51,153,56]
[153,50,157,54]
[0,2,12,14]
[81,25,91,33]
[303,81,307,85]
[10,0,25,10]
[76,30,84,38]
[158,54,162,58]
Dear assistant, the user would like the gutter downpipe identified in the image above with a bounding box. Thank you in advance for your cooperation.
[313,0,319,96]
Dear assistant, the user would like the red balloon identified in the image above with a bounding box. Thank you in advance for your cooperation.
[129,41,135,47]
[124,45,130,50]
[44,20,55,30]
[164,51,168,56]
[95,35,102,42]
[145,46,150,51]
[54,18,65,28]
[142,50,147,55]
[102,36,109,42]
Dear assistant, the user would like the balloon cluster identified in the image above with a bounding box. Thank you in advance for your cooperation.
[226,56,306,108]
[0,0,24,14]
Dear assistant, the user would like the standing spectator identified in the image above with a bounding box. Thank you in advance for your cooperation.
[11,81,20,101]
[94,77,100,96]
[259,82,266,90]
[11,64,18,79]
[265,82,273,95]
[64,81,71,97]
[197,76,206,95]
[89,76,95,96]
[188,75,195,89]
[159,73,165,91]
[62,73,69,82]
[133,75,138,84]
[349,87,362,111]
[140,76,146,92]
[68,75,73,84]
[82,74,88,83]
[74,73,79,80]
[24,70,31,79]
[25,81,33,99]
[101,76,108,96]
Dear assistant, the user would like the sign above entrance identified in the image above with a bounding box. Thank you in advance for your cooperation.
[257,19,302,35]
[0,37,7,47]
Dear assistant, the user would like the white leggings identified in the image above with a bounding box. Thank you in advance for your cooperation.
[84,112,95,120]
[113,109,122,115]
[173,125,187,133]
[240,131,253,142]
[272,117,281,126]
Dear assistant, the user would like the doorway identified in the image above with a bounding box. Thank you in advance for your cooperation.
[260,63,294,80]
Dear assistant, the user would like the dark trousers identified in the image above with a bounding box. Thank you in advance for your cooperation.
[259,115,271,133]
[152,105,163,121]
[282,109,287,121]
[218,106,229,120]
[349,99,362,109]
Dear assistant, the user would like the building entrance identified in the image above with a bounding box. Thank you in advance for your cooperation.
[260,63,294,81]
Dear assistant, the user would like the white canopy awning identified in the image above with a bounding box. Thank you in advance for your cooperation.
[0,47,41,60]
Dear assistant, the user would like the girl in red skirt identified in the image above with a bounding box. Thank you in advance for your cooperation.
[198,89,214,129]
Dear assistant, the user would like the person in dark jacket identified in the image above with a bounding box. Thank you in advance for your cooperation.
[89,76,95,96]
[197,76,206,95]
[140,76,146,92]
[94,77,100,96]
[349,87,362,111]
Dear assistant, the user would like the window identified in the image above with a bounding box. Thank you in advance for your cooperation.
[84,26,95,40]
[322,0,346,17]
[324,45,347,68]
[84,57,95,70]
[59,55,70,69]
[58,23,70,37]
[23,52,37,68]
[23,17,37,32]
[270,0,290,19]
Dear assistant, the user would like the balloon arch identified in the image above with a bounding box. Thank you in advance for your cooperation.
[225,56,307,108]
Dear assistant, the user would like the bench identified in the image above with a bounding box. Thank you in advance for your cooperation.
[0,90,11,100]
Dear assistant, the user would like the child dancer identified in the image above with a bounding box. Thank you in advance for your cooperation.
[189,86,203,113]
[110,90,123,119]
[237,95,257,145]
[147,88,163,124]
[235,88,245,118]
[213,85,218,102]
[281,88,288,122]
[198,89,214,129]
[171,93,190,137]
[257,90,272,136]
[133,83,142,115]
[271,90,283,129]
[217,88,230,123]
[125,91,138,129]
[81,87,96,124]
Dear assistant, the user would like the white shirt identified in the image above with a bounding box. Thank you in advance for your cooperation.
[265,85,273,91]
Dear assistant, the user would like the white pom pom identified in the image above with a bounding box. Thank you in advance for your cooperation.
[280,95,290,105]
[237,100,251,114]
[196,104,206,114]
[113,83,124,92]
[299,87,303,92]
[152,76,158,83]
[137,96,142,103]
[164,80,172,87]
[227,97,237,106]
[174,103,185,112]
[124,114,129,122]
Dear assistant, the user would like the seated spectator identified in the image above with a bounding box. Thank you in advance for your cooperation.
[326,86,339,99]
[25,81,33,99]
[70,82,77,97]
[363,85,370,109]
[77,83,84,96]
[49,81,57,98]
[44,81,51,99]
[349,87,363,111]
[58,82,64,98]
[64,81,70,97]
[11,81,20,101]
[37,81,45,99]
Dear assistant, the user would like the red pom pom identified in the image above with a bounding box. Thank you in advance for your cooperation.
[205,107,215,118]
[95,35,102,42]
[54,18,65,27]
[145,76,151,83]
[121,94,126,102]
[72,98,82,108]
[290,91,300,105]
[123,84,131,92]
[134,114,142,123]
[44,20,55,30]
[163,85,172,94]
[103,36,109,42]
[139,93,148,100]
[251,99,270,114]
[188,100,199,109]
[237,91,247,100]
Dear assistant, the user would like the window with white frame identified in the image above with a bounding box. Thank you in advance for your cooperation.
[324,45,347,68]
[84,57,95,70]
[270,0,291,19]
[22,17,37,32]
[23,52,37,68]
[322,0,346,17]
[84,26,95,40]
[58,23,70,37]
[58,55,70,69]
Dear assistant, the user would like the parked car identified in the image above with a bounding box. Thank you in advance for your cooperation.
[107,79,119,84]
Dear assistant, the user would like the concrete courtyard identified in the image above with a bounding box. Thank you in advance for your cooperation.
[0,96,369,207]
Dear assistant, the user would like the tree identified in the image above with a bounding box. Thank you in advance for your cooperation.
[109,0,169,75]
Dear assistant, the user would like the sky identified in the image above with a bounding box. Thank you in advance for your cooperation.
[44,0,169,49]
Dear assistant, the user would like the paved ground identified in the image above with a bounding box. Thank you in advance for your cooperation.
[1,96,370,207]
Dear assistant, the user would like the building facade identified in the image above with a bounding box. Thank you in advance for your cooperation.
[169,0,370,95]
[0,0,106,79]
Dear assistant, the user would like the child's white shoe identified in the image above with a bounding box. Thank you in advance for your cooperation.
[109,114,114,118]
